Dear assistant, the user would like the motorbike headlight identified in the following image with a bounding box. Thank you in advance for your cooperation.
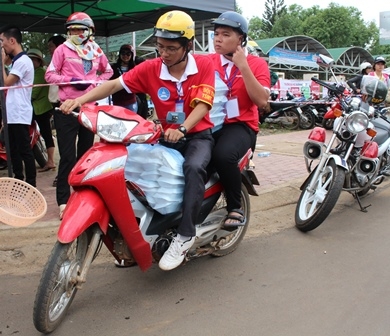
[345,111,369,134]
[349,97,361,111]
[96,111,138,142]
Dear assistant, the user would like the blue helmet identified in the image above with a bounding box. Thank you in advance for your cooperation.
[212,11,248,45]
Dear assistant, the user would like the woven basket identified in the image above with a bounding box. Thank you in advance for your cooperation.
[0,177,47,227]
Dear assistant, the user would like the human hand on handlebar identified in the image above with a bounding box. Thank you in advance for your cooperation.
[163,128,185,143]
[59,99,82,115]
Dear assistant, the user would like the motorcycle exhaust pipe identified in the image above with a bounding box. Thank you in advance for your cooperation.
[303,140,323,160]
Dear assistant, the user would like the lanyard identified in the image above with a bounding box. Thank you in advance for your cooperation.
[224,65,239,96]
[176,82,183,99]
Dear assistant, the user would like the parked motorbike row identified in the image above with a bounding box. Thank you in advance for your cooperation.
[295,54,390,232]
[259,89,337,131]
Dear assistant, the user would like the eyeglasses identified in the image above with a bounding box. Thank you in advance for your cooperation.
[120,51,132,56]
[154,43,183,55]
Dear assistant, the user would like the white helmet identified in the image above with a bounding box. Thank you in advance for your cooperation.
[359,62,372,72]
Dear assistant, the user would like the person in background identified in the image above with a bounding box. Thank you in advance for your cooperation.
[59,10,215,271]
[347,61,372,94]
[0,24,36,187]
[47,35,66,61]
[27,48,56,172]
[209,11,270,227]
[369,56,390,88]
[110,44,138,112]
[45,12,113,219]
[134,55,149,119]
[0,52,14,169]
[47,34,66,187]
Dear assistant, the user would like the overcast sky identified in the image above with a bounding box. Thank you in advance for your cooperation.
[237,0,383,25]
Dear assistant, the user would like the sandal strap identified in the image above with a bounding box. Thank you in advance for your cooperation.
[225,215,245,223]
[230,208,244,216]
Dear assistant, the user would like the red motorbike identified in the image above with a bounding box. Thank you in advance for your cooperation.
[0,120,48,169]
[32,104,259,334]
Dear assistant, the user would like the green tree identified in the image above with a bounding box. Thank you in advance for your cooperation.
[22,32,56,59]
[262,0,287,35]
[301,3,374,49]
[248,17,265,40]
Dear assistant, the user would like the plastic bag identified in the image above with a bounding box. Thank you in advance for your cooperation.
[125,144,185,214]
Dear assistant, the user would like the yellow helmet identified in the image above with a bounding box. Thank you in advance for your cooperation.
[247,40,262,51]
[154,10,195,40]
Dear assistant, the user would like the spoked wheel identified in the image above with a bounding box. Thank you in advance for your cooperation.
[322,118,335,130]
[33,231,94,334]
[299,108,316,130]
[211,184,250,257]
[295,160,345,232]
[281,109,300,130]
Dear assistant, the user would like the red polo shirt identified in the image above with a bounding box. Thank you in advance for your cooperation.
[120,54,215,133]
[209,53,270,132]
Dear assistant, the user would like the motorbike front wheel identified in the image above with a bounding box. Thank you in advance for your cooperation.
[322,118,335,130]
[33,231,91,334]
[295,160,345,232]
[211,183,250,257]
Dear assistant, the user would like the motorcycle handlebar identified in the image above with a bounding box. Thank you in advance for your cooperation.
[54,107,79,117]
[311,77,345,96]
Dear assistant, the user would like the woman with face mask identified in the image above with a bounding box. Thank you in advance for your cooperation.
[45,12,113,219]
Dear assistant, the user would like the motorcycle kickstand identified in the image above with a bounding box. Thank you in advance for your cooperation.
[353,191,371,213]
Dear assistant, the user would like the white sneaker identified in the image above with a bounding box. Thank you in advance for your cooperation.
[159,235,195,271]
[59,204,66,220]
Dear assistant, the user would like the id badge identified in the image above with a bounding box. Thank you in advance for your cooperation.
[175,99,184,112]
[226,96,239,119]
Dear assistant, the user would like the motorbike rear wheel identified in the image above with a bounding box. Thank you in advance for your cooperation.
[33,231,92,334]
[211,184,250,257]
[295,160,345,232]
[281,109,300,130]
[33,136,48,168]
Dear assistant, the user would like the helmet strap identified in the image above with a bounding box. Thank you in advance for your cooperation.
[160,42,192,68]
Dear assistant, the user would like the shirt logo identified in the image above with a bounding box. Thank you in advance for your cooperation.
[158,87,170,101]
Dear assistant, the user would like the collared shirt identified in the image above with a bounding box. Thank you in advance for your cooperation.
[120,53,215,133]
[7,54,34,124]
[209,52,270,132]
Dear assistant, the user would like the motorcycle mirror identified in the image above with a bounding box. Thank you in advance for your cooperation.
[316,54,334,68]
[166,112,185,124]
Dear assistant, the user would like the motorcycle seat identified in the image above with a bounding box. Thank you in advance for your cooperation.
[269,101,297,110]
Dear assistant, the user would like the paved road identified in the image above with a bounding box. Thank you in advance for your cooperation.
[1,180,390,335]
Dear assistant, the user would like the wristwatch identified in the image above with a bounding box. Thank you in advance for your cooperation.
[178,126,187,136]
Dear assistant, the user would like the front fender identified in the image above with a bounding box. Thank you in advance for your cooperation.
[327,154,348,171]
[58,189,110,243]
[300,155,348,190]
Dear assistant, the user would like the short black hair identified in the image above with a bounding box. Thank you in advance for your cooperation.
[48,35,66,47]
[0,24,22,44]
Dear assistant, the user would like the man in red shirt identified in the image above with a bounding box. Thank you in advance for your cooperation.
[59,10,215,271]
[209,11,270,227]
